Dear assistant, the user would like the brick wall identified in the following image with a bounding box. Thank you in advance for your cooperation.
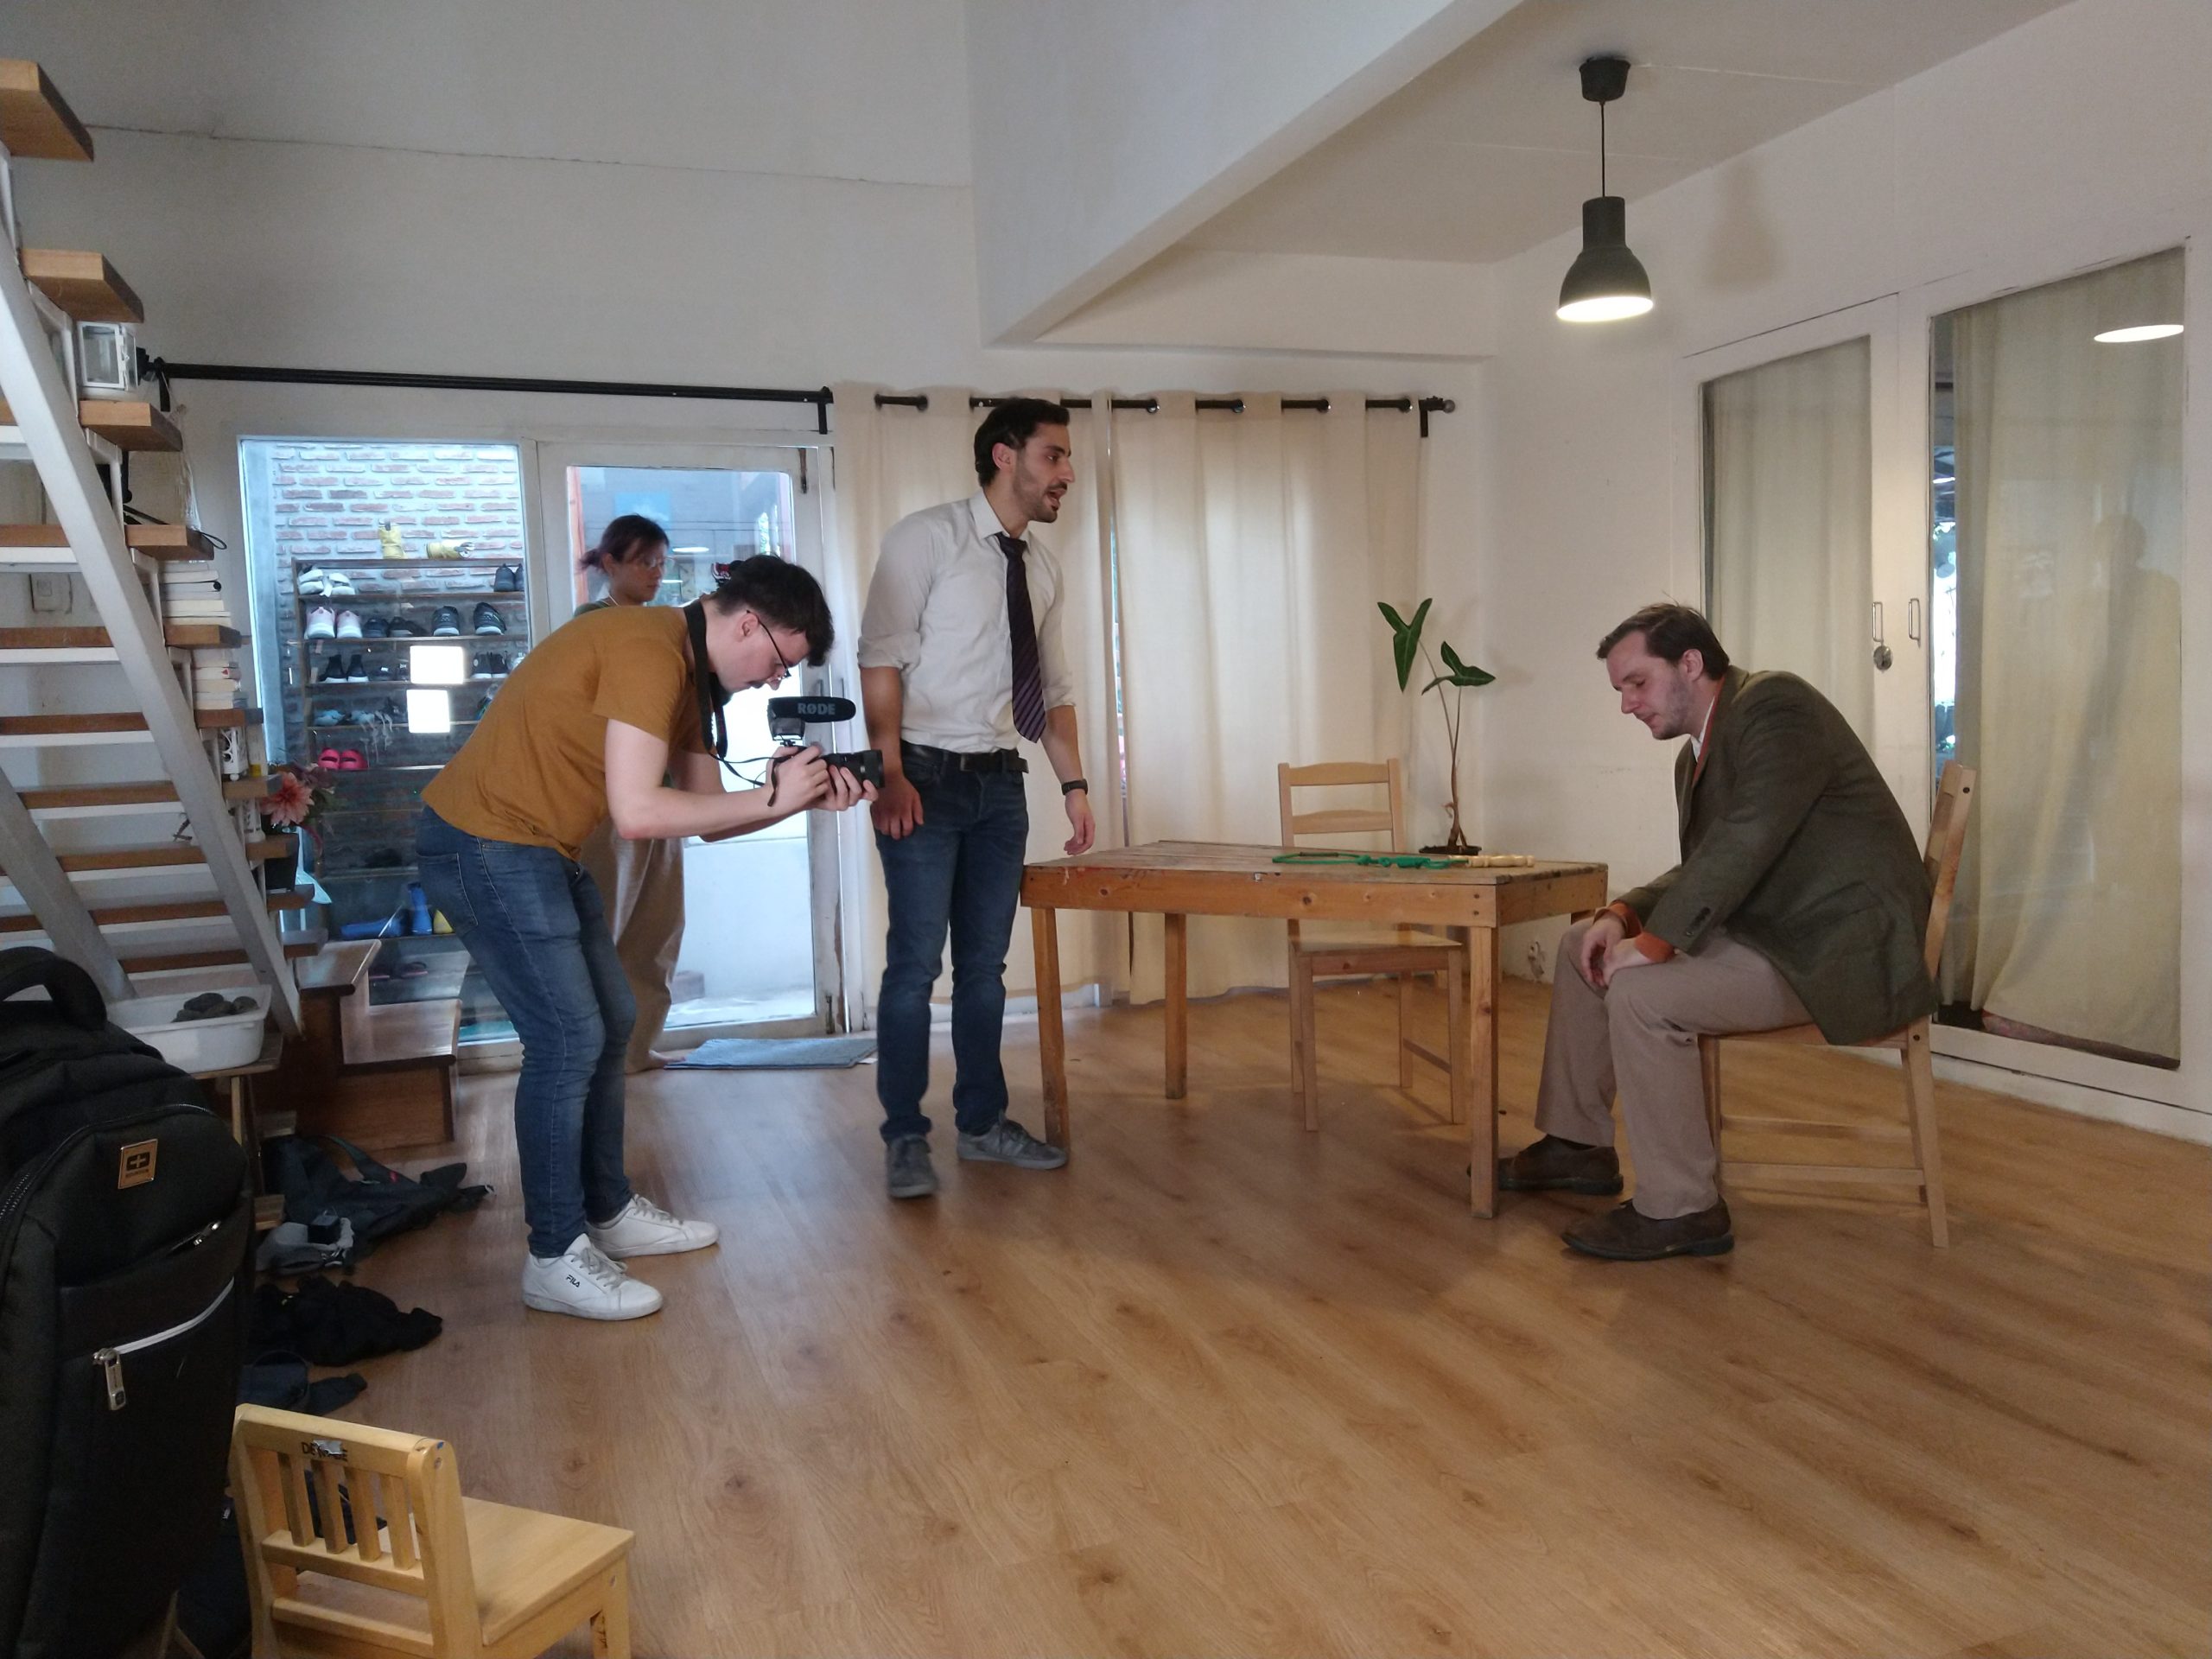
[267,442,525,563]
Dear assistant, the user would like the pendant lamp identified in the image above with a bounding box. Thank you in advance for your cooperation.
[1557,55,1653,323]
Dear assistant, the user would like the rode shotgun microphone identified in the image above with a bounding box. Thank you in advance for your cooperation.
[766,695,885,789]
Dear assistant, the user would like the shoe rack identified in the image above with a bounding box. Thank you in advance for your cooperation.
[277,553,534,952]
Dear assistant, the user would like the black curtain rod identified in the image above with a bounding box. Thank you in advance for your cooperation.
[874,390,1458,437]
[143,357,836,434]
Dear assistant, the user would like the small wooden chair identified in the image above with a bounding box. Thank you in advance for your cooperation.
[1279,760,1468,1131]
[1700,761,1977,1246]
[231,1404,634,1659]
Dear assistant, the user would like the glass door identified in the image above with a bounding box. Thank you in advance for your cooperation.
[534,442,848,1039]
[1924,249,2185,1086]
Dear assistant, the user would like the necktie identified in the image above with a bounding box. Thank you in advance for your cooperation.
[996,532,1047,741]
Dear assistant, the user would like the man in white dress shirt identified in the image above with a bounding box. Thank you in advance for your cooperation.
[858,399,1097,1199]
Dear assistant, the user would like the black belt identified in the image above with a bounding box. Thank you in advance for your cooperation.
[903,741,1027,775]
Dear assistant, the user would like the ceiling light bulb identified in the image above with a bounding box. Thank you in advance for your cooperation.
[2092,322,2184,343]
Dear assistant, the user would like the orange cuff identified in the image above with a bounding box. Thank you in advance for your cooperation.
[1605,902,1675,962]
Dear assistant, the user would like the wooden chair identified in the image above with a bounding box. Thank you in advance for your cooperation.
[1278,760,1468,1131]
[1699,761,1977,1246]
[231,1405,634,1659]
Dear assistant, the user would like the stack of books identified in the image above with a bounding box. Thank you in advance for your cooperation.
[162,561,232,629]
[161,558,245,711]
[192,654,243,712]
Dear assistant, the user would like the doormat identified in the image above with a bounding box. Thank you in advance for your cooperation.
[668,1035,878,1070]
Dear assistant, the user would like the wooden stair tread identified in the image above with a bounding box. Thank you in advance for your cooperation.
[0,523,217,560]
[0,888,306,931]
[342,997,461,1070]
[21,250,143,322]
[0,60,94,162]
[0,623,242,651]
[124,938,321,973]
[46,840,283,872]
[16,777,276,810]
[0,399,181,454]
[0,709,260,735]
[296,938,378,996]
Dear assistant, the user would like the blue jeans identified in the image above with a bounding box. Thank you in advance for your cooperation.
[416,809,635,1258]
[874,744,1029,1142]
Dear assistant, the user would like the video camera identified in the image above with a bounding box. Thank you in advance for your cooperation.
[765,696,885,789]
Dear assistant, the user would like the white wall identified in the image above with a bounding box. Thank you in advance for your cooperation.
[1452,0,2212,1121]
[963,0,1516,341]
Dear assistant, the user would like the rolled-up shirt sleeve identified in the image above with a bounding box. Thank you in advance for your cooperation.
[1034,550,1077,711]
[857,523,932,673]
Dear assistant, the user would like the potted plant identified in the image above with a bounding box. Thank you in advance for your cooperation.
[1379,599,1494,854]
[257,760,334,889]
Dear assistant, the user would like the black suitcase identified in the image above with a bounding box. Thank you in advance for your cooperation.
[0,948,252,1659]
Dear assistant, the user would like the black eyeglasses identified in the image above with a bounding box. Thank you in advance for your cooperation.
[762,620,792,686]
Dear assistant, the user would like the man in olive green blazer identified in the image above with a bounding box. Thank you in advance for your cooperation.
[1502,603,1934,1261]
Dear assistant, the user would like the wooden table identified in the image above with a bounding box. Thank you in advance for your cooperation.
[1022,841,1609,1215]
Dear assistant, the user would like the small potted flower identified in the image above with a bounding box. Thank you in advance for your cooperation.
[258,760,334,889]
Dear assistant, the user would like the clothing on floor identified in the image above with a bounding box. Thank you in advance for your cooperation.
[251,1275,443,1366]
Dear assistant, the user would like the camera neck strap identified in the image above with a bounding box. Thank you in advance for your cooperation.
[684,598,741,779]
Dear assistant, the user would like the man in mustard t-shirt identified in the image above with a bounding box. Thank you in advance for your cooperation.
[419,556,872,1320]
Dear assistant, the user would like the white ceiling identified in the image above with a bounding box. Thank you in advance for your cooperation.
[1180,0,2069,264]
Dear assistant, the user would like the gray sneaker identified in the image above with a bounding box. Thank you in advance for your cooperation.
[957,1117,1068,1170]
[886,1135,938,1199]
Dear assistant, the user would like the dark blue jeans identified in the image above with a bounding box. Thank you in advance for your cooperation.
[874,744,1029,1142]
[416,809,635,1258]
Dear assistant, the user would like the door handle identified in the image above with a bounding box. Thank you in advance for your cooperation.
[1872,601,1892,671]
[1907,597,1923,644]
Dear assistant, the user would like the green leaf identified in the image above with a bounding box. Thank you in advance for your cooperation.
[1377,601,1408,632]
[1381,598,1433,692]
[1440,640,1465,675]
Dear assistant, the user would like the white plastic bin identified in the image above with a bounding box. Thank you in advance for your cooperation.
[110,986,270,1074]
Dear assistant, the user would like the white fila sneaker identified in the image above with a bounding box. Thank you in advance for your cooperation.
[520,1234,664,1321]
[587,1194,719,1260]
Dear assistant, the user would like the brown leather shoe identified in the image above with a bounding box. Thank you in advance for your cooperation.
[1562,1199,1733,1261]
[1497,1135,1624,1196]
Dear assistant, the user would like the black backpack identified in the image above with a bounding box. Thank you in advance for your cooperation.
[0,948,251,1659]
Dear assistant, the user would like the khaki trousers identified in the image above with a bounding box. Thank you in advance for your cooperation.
[1535,921,1809,1218]
[579,821,687,1074]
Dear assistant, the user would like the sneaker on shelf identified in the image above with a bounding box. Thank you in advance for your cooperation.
[473,651,508,677]
[325,570,357,597]
[305,605,336,639]
[364,847,405,868]
[385,617,428,639]
[362,615,390,639]
[338,749,366,772]
[521,1236,661,1321]
[431,606,462,637]
[298,567,329,597]
[471,602,506,637]
[343,652,368,683]
[471,696,494,720]
[311,708,346,727]
[588,1194,718,1260]
[335,609,363,640]
[432,909,453,935]
[313,655,344,684]
[380,696,405,721]
[369,661,400,683]
[316,747,343,768]
[406,881,432,934]
[493,563,522,593]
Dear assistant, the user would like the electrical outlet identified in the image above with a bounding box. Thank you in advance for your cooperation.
[29,574,72,613]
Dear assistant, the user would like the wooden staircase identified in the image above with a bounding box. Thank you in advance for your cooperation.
[0,60,302,1033]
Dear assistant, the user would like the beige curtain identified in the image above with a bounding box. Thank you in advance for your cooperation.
[1943,250,2183,1064]
[1704,337,1874,739]
[825,384,1125,1007]
[1114,393,1424,1001]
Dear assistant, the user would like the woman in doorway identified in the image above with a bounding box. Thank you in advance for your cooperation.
[418,556,872,1320]
[575,515,685,1071]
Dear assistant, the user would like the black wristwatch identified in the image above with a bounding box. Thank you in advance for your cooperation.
[1061,778,1089,797]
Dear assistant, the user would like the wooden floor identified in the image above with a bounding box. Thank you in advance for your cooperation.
[331,977,2211,1657]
